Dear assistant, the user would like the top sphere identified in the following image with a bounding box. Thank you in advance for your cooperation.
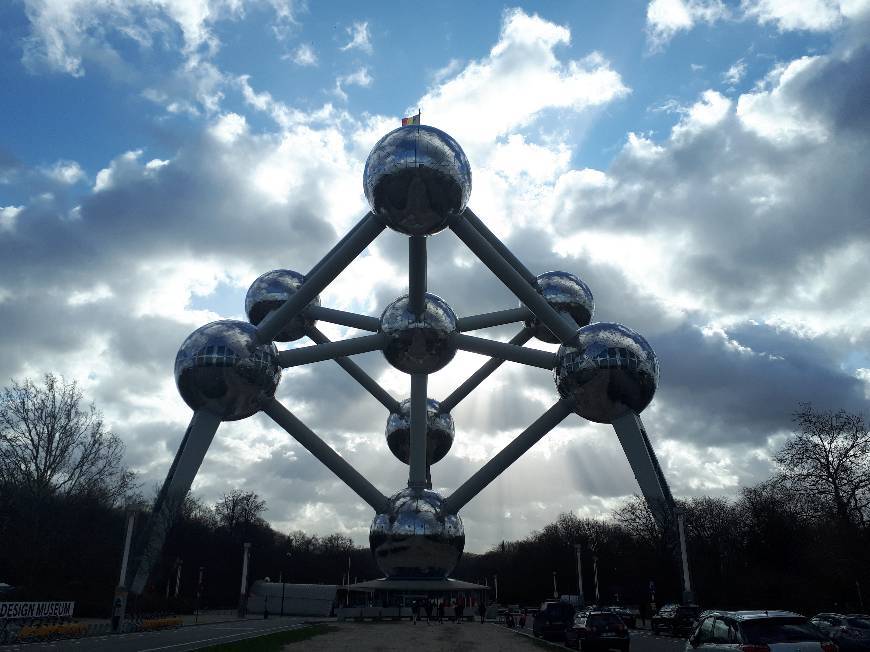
[363,125,471,236]
[245,269,320,342]
[553,322,658,423]
[175,320,281,421]
[525,271,594,344]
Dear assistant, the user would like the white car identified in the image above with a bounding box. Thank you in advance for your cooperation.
[685,610,837,652]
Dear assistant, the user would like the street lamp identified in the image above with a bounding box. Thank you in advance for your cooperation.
[552,571,558,599]
[280,551,291,617]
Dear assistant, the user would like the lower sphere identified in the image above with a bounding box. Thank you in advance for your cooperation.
[525,270,594,344]
[385,398,454,465]
[380,293,458,374]
[175,320,281,421]
[245,269,319,342]
[369,488,465,579]
[553,322,658,423]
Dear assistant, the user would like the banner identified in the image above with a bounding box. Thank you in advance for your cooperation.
[0,602,75,619]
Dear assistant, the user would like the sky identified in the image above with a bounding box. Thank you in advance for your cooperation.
[1,0,869,554]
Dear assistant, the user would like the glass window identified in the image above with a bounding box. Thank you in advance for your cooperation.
[695,617,715,644]
[713,619,738,644]
[741,618,827,644]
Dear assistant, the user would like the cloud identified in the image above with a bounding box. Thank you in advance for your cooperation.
[722,58,747,85]
[287,43,317,66]
[333,67,373,102]
[646,0,728,51]
[340,21,372,54]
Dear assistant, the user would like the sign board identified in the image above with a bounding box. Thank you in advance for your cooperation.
[0,602,75,619]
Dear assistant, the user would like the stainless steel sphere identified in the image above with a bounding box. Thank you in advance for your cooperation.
[363,125,472,236]
[553,322,658,423]
[175,320,281,421]
[380,293,458,374]
[386,398,454,466]
[245,269,320,342]
[525,270,594,344]
[369,488,465,579]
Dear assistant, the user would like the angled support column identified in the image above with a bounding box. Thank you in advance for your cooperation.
[258,213,385,343]
[463,208,537,285]
[457,306,533,332]
[304,306,380,332]
[306,327,400,413]
[444,400,574,513]
[439,328,534,414]
[408,236,427,317]
[263,398,389,513]
[278,333,387,368]
[449,215,577,343]
[408,373,428,490]
[129,409,222,594]
[452,333,556,369]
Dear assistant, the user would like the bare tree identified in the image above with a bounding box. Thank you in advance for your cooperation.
[215,489,267,534]
[774,403,870,529]
[0,374,134,504]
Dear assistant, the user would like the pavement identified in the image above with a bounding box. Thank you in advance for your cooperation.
[1,615,309,651]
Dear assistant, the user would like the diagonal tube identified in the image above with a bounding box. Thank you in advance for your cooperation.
[129,409,221,594]
[263,398,389,513]
[306,212,371,280]
[408,373,428,489]
[463,208,538,285]
[278,333,387,368]
[408,236,427,317]
[257,213,385,343]
[457,306,533,332]
[304,306,381,332]
[306,326,401,413]
[444,400,574,514]
[449,215,578,343]
[452,332,556,369]
[439,328,534,414]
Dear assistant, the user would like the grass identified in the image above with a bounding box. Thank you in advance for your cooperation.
[197,624,338,651]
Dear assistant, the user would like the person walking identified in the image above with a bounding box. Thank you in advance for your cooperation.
[519,608,527,629]
[478,600,486,624]
[411,599,419,624]
[438,599,445,624]
[456,596,464,623]
[425,598,433,625]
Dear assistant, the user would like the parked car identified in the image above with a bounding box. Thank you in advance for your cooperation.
[653,604,701,636]
[533,600,575,640]
[810,613,870,651]
[565,609,631,651]
[687,610,837,652]
[605,606,638,629]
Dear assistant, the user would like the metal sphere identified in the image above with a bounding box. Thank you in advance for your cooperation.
[380,293,458,374]
[363,125,472,236]
[175,320,281,421]
[245,269,320,342]
[553,322,658,424]
[369,488,465,579]
[386,398,454,466]
[525,271,594,344]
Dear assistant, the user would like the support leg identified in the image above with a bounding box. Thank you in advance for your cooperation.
[408,236,427,317]
[408,373,428,490]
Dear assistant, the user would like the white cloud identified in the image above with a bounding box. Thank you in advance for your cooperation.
[722,58,747,85]
[287,43,317,66]
[646,0,728,50]
[42,160,85,185]
[210,112,248,144]
[333,67,372,102]
[741,0,844,31]
[0,206,23,232]
[340,21,372,54]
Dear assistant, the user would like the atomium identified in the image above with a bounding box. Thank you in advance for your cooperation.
[245,269,320,342]
[369,488,465,579]
[174,320,281,421]
[131,120,681,598]
[386,398,454,466]
[364,125,471,236]
[526,270,594,344]
[553,322,659,424]
[380,293,458,374]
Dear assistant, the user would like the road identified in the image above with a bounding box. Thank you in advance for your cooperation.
[512,621,689,652]
[2,617,309,651]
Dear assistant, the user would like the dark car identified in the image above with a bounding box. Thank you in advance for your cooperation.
[811,613,870,651]
[687,610,836,652]
[565,610,631,651]
[653,604,701,636]
[533,601,575,640]
[605,606,638,629]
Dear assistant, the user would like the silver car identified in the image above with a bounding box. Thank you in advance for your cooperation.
[686,610,837,652]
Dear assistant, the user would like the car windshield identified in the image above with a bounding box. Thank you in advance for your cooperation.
[589,614,623,626]
[741,618,828,644]
[846,618,870,629]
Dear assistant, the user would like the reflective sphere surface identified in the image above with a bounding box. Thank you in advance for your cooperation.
[386,398,454,466]
[363,125,471,235]
[525,271,594,344]
[380,293,458,374]
[369,488,465,579]
[245,269,320,342]
[175,320,281,421]
[553,322,658,423]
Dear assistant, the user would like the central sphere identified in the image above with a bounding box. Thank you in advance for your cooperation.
[525,271,594,344]
[363,125,472,236]
[175,320,281,421]
[553,322,658,423]
[380,293,458,374]
[245,269,320,342]
[369,488,465,579]
[386,398,455,466]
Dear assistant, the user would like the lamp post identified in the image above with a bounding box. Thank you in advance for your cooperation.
[238,542,251,618]
[552,571,558,599]
[593,555,600,605]
[280,551,291,617]
[494,574,498,603]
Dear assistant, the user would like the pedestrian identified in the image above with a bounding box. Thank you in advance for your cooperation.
[478,600,486,624]
[412,599,419,624]
[425,598,433,625]
[456,596,464,623]
[438,599,444,624]
[519,608,527,629]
